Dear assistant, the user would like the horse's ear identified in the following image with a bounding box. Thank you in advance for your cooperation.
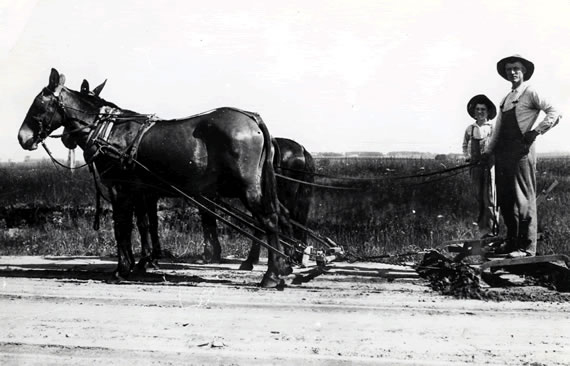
[81,79,90,94]
[48,68,60,91]
[93,79,107,96]
[53,74,66,96]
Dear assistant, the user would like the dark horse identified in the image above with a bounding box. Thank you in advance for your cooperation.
[234,137,315,270]
[71,80,314,271]
[18,68,291,287]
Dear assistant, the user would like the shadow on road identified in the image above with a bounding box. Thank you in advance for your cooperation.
[0,259,236,286]
[291,263,419,285]
[0,256,422,289]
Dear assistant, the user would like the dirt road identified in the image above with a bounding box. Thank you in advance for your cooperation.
[0,256,568,365]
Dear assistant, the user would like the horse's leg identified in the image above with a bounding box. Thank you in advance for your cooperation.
[240,205,292,271]
[147,195,162,266]
[134,195,153,272]
[244,188,292,288]
[199,208,222,264]
[239,230,262,271]
[111,189,135,280]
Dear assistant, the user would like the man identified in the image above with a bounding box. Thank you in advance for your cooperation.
[482,55,561,257]
[462,94,498,238]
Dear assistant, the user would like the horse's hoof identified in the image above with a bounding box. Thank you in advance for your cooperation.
[133,266,146,274]
[107,271,127,284]
[260,272,285,289]
[279,265,293,276]
[199,255,221,264]
[134,260,148,273]
[239,261,254,271]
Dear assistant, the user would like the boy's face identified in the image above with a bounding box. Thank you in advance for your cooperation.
[474,103,489,121]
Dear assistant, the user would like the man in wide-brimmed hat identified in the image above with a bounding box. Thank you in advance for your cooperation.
[482,55,561,257]
[462,94,498,237]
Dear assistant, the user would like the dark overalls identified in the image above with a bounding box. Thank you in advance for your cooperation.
[469,127,498,236]
[494,95,537,255]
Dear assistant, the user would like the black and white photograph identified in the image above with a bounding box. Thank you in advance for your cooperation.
[1,0,569,364]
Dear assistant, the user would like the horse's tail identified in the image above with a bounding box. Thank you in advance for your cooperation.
[271,137,282,175]
[255,115,279,216]
[292,147,315,240]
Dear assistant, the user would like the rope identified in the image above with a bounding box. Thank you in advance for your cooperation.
[401,166,467,188]
[275,173,359,191]
[278,161,477,182]
[345,250,429,264]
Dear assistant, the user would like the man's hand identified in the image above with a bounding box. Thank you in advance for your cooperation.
[523,130,539,145]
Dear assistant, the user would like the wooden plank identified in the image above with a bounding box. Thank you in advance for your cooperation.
[480,254,570,271]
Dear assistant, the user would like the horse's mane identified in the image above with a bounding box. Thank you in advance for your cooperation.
[67,88,149,119]
[67,88,120,109]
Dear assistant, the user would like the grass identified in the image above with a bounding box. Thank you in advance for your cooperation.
[0,157,568,259]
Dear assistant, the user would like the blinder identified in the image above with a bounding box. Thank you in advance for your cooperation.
[34,88,66,142]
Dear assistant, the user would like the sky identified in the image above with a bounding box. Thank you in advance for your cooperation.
[1,0,569,161]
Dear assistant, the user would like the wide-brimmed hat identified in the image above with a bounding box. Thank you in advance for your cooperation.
[467,94,497,120]
[496,54,535,81]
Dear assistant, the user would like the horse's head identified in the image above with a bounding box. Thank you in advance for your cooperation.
[18,68,67,150]
[60,78,108,149]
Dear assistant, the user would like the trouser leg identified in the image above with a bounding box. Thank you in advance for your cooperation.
[471,167,492,236]
[483,166,499,235]
[515,148,537,255]
[495,160,518,241]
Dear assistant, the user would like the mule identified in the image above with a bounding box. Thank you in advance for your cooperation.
[65,79,163,267]
[73,80,314,270]
[234,137,315,270]
[18,68,291,287]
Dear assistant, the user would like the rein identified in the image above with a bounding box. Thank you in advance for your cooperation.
[49,122,92,138]
[275,173,359,190]
[278,161,477,183]
[41,142,89,170]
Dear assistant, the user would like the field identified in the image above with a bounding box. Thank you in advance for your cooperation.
[1,157,570,365]
[1,156,569,259]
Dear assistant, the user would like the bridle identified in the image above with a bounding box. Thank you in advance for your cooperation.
[33,88,97,169]
[34,88,101,145]
[33,88,66,144]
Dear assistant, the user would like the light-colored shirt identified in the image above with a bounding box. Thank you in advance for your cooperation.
[486,83,560,153]
[462,121,494,158]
